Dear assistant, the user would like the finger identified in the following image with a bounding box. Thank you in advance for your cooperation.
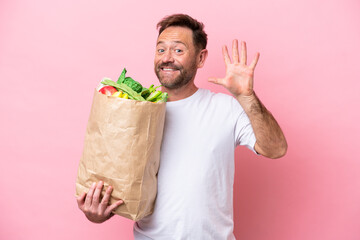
[76,192,86,209]
[241,41,247,65]
[84,182,96,208]
[222,45,231,65]
[104,200,124,217]
[99,185,113,212]
[92,181,104,206]
[208,77,224,86]
[249,52,260,69]
[232,39,240,63]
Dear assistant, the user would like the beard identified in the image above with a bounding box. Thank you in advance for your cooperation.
[155,62,197,89]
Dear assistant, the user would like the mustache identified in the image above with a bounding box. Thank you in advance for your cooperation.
[158,63,180,70]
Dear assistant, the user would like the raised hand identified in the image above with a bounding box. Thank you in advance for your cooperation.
[77,181,123,223]
[209,39,260,98]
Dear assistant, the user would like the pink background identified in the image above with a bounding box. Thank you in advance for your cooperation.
[1,0,359,239]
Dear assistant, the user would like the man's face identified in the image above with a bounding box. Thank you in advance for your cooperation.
[154,26,199,89]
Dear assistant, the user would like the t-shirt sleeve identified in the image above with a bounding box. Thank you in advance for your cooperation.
[231,97,259,154]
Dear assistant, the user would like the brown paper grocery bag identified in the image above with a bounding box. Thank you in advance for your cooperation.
[75,90,166,221]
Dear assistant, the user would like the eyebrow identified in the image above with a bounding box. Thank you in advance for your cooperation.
[156,41,187,47]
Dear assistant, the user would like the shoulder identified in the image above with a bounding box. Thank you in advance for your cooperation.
[198,88,232,102]
[199,88,244,112]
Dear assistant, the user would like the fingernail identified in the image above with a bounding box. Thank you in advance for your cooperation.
[92,182,96,187]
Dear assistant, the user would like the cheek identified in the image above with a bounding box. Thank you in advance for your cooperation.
[180,57,193,68]
[154,54,165,64]
[154,57,160,67]
[175,56,186,66]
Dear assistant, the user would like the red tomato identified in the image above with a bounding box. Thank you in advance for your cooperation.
[99,86,117,96]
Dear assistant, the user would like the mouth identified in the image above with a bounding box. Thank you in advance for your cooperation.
[160,67,179,72]
[158,63,180,72]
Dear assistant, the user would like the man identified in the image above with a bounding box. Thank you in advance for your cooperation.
[77,14,287,239]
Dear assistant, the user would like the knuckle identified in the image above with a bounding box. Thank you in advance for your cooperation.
[92,196,99,202]
[99,200,107,207]
[90,210,97,216]
[92,211,103,219]
[104,209,111,216]
[85,192,93,199]
[103,192,110,199]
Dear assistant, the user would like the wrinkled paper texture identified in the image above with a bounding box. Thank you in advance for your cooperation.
[76,90,166,221]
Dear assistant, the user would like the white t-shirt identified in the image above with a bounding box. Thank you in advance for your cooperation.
[133,88,257,240]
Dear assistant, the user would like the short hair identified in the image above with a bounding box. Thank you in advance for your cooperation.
[156,14,208,51]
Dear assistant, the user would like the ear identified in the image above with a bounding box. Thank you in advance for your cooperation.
[197,49,208,68]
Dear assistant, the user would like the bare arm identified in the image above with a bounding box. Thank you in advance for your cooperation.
[236,93,287,158]
[209,40,287,158]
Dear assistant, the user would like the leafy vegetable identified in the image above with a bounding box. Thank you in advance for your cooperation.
[100,68,168,103]
[123,77,143,93]
[117,68,127,84]
[101,79,145,101]
[116,68,143,93]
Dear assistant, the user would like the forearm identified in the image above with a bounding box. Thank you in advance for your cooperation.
[236,92,287,159]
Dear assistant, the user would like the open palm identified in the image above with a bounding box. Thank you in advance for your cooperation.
[209,40,260,97]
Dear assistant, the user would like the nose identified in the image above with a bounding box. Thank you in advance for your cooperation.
[162,50,174,63]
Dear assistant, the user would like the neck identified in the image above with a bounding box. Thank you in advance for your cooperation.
[161,81,198,102]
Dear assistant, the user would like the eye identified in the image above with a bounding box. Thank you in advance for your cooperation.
[175,49,182,53]
[157,49,165,53]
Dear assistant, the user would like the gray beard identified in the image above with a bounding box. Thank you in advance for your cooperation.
[156,70,191,89]
[155,64,197,89]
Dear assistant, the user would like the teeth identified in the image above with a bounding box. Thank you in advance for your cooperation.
[163,68,176,71]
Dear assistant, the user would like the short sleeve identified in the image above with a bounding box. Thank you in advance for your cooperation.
[231,98,259,154]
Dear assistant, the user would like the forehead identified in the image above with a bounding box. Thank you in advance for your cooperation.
[157,26,194,46]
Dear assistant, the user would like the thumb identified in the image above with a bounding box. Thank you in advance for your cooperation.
[208,77,224,85]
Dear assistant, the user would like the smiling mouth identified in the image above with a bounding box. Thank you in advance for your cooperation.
[161,67,179,71]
